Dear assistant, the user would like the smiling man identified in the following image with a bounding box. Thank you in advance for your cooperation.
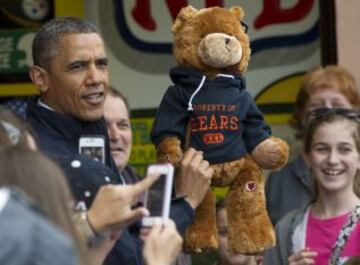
[29,23,108,121]
[103,88,132,174]
[26,17,145,265]
[103,87,137,186]
[26,17,213,265]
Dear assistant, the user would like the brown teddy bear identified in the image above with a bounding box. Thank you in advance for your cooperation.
[151,5,289,254]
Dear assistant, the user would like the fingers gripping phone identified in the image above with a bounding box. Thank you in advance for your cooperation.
[142,163,174,227]
[79,136,105,164]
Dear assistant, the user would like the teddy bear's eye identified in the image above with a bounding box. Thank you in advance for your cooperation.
[241,21,248,33]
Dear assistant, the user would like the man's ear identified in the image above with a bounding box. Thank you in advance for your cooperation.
[29,66,49,93]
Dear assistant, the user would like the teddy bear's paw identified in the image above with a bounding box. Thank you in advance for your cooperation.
[227,218,276,254]
[251,137,289,170]
[183,191,219,254]
[157,137,183,167]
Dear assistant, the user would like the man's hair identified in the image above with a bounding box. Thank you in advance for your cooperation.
[108,86,131,115]
[32,17,99,70]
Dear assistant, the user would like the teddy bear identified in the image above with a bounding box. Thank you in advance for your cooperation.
[150,5,289,254]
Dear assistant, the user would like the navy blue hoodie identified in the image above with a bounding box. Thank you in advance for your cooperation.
[151,67,271,164]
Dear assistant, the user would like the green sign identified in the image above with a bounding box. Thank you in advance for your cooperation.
[0,30,36,74]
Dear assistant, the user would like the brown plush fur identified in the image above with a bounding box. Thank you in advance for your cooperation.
[157,5,289,254]
[183,190,218,253]
[225,155,275,254]
[172,6,251,79]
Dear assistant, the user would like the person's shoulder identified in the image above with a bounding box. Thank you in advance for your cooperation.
[59,154,119,206]
[0,189,76,265]
[32,219,76,265]
[267,155,304,179]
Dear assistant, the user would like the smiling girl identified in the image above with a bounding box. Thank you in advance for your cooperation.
[264,108,360,265]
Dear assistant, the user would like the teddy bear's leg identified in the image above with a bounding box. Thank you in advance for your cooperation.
[226,155,275,254]
[183,189,218,253]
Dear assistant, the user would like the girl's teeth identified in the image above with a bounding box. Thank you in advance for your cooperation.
[324,169,341,175]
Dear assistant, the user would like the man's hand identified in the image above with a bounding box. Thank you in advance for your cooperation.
[87,173,159,233]
[175,148,213,209]
[143,220,183,265]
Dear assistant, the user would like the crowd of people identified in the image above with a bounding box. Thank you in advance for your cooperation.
[1,15,360,265]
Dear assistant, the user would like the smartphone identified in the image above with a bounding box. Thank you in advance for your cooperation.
[79,136,105,164]
[142,163,174,227]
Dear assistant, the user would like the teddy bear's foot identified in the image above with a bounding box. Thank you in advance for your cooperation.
[225,156,276,254]
[227,210,275,254]
[183,221,218,254]
[183,190,218,254]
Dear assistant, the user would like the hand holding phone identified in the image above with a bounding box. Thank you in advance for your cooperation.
[79,136,105,164]
[142,163,174,227]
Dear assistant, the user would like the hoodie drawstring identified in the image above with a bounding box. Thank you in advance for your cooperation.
[187,75,206,111]
[186,74,235,111]
[217,74,235,79]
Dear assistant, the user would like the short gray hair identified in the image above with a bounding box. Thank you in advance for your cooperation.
[32,17,99,70]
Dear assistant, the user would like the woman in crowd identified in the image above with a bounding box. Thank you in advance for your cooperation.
[263,108,360,265]
[0,108,183,265]
[0,146,92,265]
[266,65,360,225]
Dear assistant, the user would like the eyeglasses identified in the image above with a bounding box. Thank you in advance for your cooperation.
[307,108,360,125]
[240,21,248,33]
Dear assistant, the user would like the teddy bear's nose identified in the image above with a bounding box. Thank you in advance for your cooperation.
[225,37,231,45]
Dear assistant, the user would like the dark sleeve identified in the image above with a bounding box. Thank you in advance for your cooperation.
[262,245,282,265]
[104,229,144,265]
[170,198,195,234]
[242,93,272,152]
[151,86,190,146]
[122,165,141,185]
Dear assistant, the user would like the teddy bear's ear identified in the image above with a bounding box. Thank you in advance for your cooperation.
[229,6,245,21]
[172,5,198,33]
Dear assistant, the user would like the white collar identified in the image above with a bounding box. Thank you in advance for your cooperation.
[37,98,55,111]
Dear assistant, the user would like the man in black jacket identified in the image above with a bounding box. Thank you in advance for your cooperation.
[27,17,213,265]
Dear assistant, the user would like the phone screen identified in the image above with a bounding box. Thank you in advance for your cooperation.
[145,174,166,217]
[79,136,105,164]
[79,146,104,163]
